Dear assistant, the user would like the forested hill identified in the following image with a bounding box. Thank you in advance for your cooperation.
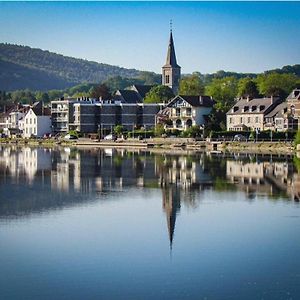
[0,43,140,91]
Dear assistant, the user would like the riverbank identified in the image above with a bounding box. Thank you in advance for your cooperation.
[0,137,295,154]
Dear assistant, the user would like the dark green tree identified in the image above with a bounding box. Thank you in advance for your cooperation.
[205,76,238,112]
[238,78,259,98]
[144,85,174,103]
[90,83,111,100]
[179,73,205,96]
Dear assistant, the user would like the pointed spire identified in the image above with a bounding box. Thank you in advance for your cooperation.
[162,186,181,252]
[164,24,179,68]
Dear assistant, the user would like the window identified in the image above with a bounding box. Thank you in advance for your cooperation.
[255,117,259,123]
[30,119,32,124]
[186,108,191,116]
[229,117,232,124]
[248,117,250,123]
[176,108,180,117]
[165,75,170,84]
[240,117,243,123]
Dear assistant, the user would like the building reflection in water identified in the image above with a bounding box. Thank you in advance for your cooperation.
[0,146,299,249]
[226,153,299,201]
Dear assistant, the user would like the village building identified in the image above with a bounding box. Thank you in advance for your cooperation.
[226,96,282,131]
[286,88,300,128]
[23,103,51,138]
[69,101,163,134]
[157,95,214,130]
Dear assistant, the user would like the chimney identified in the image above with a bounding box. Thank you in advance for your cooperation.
[246,95,250,102]
[271,95,274,104]
[199,95,202,105]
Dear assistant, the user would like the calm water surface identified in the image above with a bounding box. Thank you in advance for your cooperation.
[0,146,299,299]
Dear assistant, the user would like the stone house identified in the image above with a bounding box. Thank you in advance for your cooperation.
[226,96,282,131]
[286,89,300,129]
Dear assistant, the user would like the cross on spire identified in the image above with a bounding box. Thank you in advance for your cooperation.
[170,19,172,33]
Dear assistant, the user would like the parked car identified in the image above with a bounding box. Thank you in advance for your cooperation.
[64,134,78,140]
[104,134,116,141]
[233,134,247,142]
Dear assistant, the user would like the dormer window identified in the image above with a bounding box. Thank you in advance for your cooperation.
[259,105,265,111]
[233,106,238,112]
[291,105,295,115]
[243,106,249,112]
[251,106,257,111]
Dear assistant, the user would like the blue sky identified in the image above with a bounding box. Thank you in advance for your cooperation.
[0,1,299,74]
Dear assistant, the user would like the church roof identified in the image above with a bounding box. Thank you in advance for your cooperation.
[163,31,180,68]
[113,90,142,104]
[130,85,155,99]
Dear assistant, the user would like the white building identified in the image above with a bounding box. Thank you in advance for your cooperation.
[23,106,51,138]
[156,95,214,130]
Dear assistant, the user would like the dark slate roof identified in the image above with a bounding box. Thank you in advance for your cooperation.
[227,97,281,115]
[163,32,180,68]
[169,95,214,107]
[131,85,155,99]
[114,90,141,104]
[265,102,287,118]
[33,107,51,116]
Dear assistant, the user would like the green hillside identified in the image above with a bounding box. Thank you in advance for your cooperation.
[0,43,140,91]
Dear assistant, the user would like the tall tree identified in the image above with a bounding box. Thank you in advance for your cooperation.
[238,78,259,98]
[90,83,111,100]
[179,73,205,96]
[205,76,238,112]
[144,85,174,103]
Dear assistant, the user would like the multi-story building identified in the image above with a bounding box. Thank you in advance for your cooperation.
[51,98,80,133]
[286,88,300,129]
[69,101,163,133]
[156,95,214,130]
[226,96,282,131]
[23,105,51,138]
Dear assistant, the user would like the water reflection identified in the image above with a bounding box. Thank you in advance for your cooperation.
[0,146,298,247]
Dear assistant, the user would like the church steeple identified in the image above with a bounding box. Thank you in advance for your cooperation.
[162,23,181,94]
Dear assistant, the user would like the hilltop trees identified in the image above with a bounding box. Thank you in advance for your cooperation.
[256,73,299,98]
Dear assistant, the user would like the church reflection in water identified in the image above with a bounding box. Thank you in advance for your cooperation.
[0,146,299,248]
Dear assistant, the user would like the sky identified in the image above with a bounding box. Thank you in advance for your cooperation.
[0,1,299,74]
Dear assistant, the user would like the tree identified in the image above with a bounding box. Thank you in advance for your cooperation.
[144,85,174,104]
[179,73,205,96]
[114,125,124,137]
[35,91,50,103]
[205,76,238,112]
[238,78,259,98]
[90,83,111,100]
[154,124,165,136]
[256,73,299,98]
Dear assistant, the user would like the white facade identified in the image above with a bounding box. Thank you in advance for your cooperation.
[23,108,51,138]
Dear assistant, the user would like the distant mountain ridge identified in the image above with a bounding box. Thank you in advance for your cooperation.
[0,43,299,92]
[0,43,140,91]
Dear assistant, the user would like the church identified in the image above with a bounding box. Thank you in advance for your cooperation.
[158,29,214,131]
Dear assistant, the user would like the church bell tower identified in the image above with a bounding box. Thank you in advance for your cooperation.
[162,23,181,94]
